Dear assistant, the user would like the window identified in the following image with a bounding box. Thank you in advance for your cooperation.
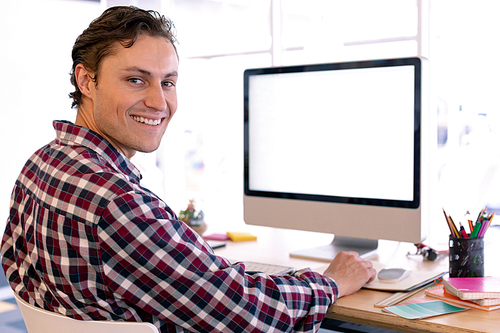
[157,0,424,231]
[280,0,420,65]
[430,0,500,221]
[123,0,500,240]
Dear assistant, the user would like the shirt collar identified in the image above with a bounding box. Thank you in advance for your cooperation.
[53,120,142,182]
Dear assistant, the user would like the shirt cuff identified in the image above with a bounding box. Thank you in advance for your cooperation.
[294,268,340,304]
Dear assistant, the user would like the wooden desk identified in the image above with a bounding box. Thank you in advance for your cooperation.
[211,225,500,333]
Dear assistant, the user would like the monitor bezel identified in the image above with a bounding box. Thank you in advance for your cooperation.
[243,57,422,210]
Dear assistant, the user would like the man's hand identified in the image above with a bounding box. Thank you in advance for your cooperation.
[323,251,376,298]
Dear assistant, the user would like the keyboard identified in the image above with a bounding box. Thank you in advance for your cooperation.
[234,260,296,275]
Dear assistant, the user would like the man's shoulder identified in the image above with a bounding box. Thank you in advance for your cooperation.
[60,146,135,190]
[26,143,137,198]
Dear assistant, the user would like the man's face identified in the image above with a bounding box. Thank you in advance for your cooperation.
[88,35,178,159]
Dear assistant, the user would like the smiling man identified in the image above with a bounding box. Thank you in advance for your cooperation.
[72,10,179,159]
[1,6,375,333]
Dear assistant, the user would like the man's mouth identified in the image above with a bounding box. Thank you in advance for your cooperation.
[131,116,162,126]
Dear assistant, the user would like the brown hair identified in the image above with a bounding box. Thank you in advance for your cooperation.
[69,6,177,109]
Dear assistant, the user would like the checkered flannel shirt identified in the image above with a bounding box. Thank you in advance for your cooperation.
[1,120,338,332]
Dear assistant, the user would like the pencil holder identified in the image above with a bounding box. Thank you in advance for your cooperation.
[449,236,484,277]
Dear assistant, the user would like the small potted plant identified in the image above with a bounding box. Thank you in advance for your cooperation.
[178,199,207,235]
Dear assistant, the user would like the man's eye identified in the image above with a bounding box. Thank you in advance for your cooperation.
[128,78,143,84]
[163,81,175,87]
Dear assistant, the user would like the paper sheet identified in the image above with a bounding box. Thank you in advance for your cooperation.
[312,261,446,292]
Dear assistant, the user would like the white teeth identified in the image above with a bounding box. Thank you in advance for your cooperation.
[131,116,161,126]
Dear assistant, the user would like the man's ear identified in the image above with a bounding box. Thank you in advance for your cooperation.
[74,64,95,99]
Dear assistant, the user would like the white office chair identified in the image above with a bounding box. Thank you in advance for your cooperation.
[14,293,159,333]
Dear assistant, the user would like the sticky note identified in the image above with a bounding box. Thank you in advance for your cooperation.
[227,232,257,242]
[204,233,231,241]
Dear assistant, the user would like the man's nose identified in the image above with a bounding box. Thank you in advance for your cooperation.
[144,84,167,111]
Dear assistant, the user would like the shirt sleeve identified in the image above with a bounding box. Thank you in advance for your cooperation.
[98,192,338,332]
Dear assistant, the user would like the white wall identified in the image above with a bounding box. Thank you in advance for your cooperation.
[0,0,102,220]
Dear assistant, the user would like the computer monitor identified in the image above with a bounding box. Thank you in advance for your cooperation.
[243,57,431,261]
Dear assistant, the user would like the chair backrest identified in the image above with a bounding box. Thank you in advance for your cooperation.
[14,293,159,333]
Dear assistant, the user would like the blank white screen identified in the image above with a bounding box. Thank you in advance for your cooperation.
[248,65,415,201]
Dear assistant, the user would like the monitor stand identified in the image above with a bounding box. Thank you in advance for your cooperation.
[289,236,378,262]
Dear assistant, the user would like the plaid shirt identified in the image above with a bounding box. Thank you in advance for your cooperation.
[1,120,338,333]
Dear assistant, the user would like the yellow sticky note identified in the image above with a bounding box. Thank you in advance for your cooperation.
[227,231,257,242]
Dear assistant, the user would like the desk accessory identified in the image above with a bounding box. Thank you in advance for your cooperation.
[425,285,500,311]
[449,236,484,277]
[206,240,226,249]
[179,199,207,235]
[443,207,494,277]
[407,243,446,261]
[374,281,435,308]
[377,268,412,283]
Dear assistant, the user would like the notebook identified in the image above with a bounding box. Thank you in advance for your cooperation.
[442,277,500,300]
[425,285,500,311]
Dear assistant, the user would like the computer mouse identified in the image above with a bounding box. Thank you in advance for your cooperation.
[377,268,411,283]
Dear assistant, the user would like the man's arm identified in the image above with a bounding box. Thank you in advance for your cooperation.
[99,192,339,332]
